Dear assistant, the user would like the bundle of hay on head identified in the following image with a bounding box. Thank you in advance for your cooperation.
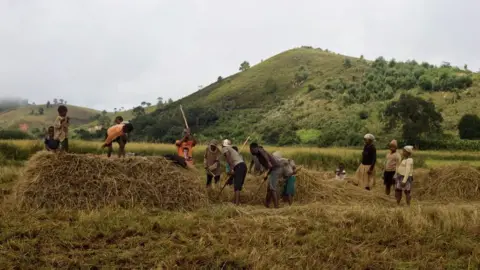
[13,151,208,211]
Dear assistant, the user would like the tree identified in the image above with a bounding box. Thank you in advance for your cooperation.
[343,58,352,68]
[102,110,107,116]
[132,106,145,117]
[53,98,58,105]
[141,101,147,107]
[146,102,152,107]
[384,94,443,144]
[239,61,250,72]
[59,99,64,104]
[114,108,117,113]
[46,101,51,108]
[64,100,67,105]
[217,76,223,82]
[157,97,164,109]
[38,107,44,115]
[464,64,468,71]
[458,114,480,139]
[167,98,173,104]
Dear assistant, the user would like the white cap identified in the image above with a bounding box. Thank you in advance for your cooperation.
[364,133,375,141]
[404,145,414,153]
[222,139,232,147]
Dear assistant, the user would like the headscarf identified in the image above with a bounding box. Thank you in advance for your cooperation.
[389,140,398,148]
[272,151,282,159]
[404,145,414,153]
[364,133,375,141]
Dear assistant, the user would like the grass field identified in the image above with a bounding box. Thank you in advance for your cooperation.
[1,139,480,268]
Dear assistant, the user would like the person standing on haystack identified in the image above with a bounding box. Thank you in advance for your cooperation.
[175,128,196,167]
[222,139,247,205]
[395,146,414,206]
[102,123,134,158]
[250,143,282,208]
[53,105,70,152]
[355,134,377,191]
[203,140,222,189]
[383,140,402,195]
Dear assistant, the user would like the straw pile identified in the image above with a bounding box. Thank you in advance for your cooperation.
[14,151,208,210]
[212,169,390,205]
[416,165,480,200]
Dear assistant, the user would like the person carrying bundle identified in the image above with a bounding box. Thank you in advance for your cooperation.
[175,128,196,166]
[250,143,282,208]
[272,151,297,206]
[102,122,134,158]
[395,146,414,206]
[203,139,222,189]
[104,116,129,158]
[222,140,247,205]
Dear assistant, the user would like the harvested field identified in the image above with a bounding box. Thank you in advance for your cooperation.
[416,165,480,201]
[13,152,208,211]
[212,169,393,206]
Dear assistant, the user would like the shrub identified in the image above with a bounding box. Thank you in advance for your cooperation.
[0,129,33,140]
[307,84,316,92]
[458,114,480,139]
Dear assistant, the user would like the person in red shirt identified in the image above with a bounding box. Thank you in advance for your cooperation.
[175,128,197,166]
[102,123,134,158]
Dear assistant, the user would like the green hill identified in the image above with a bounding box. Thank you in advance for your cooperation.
[130,47,479,146]
[2,47,478,146]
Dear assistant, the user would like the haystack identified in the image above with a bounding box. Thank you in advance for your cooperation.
[212,169,390,205]
[14,152,208,210]
[416,165,480,200]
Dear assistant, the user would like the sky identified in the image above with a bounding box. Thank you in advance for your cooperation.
[0,0,479,111]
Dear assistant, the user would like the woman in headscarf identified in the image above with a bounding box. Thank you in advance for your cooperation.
[395,146,414,206]
[383,140,402,195]
[355,133,377,191]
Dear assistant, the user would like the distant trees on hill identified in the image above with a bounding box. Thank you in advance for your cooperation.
[239,61,250,72]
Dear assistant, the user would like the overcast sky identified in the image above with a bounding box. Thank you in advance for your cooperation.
[0,0,478,110]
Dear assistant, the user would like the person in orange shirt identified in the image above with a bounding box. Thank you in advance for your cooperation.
[101,123,134,158]
[175,128,197,166]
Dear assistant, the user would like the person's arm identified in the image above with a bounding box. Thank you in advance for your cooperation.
[224,151,235,172]
[396,153,402,172]
[53,117,62,129]
[261,151,273,169]
[191,136,197,147]
[368,147,376,172]
[402,159,413,183]
[249,159,254,173]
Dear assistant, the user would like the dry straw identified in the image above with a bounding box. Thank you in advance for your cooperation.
[14,151,209,211]
[212,169,392,205]
[416,165,480,200]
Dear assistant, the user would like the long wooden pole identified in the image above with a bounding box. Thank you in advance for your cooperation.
[179,105,189,129]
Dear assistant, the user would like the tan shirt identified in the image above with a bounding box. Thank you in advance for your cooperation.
[222,146,244,167]
[385,152,402,172]
[53,116,69,142]
[204,146,222,175]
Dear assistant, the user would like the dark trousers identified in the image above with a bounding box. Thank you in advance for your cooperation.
[206,174,220,186]
[233,162,247,192]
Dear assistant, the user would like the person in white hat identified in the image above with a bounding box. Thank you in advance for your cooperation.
[394,145,414,206]
[354,133,377,190]
[222,139,247,205]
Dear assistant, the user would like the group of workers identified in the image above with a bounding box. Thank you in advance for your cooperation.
[353,134,414,206]
[44,105,414,207]
[176,129,297,207]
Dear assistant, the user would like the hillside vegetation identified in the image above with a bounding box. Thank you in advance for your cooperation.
[129,47,479,147]
[2,47,480,148]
